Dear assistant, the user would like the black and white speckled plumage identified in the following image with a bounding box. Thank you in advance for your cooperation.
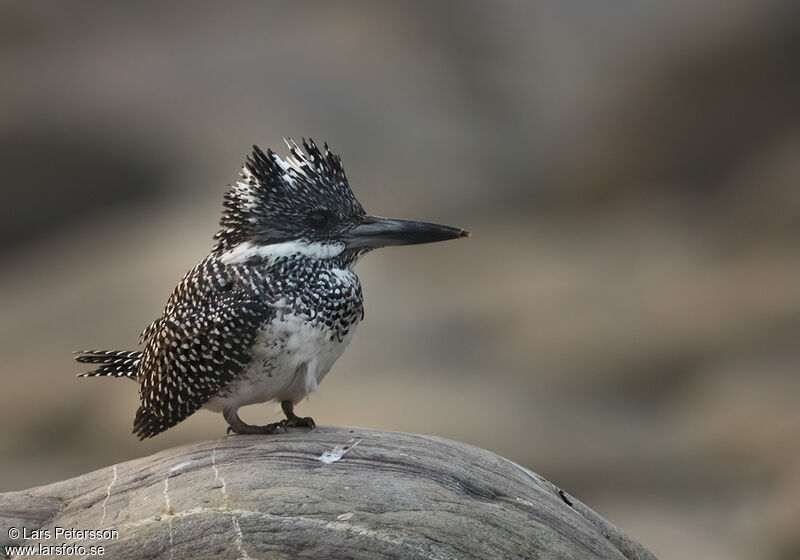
[130,251,363,439]
[76,139,467,440]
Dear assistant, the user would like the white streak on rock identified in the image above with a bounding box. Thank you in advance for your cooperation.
[507,459,551,493]
[169,460,192,473]
[211,440,251,560]
[163,471,174,559]
[99,464,117,528]
[317,439,361,464]
[121,507,448,560]
[211,441,226,497]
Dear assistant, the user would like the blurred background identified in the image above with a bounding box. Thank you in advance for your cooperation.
[1,1,799,558]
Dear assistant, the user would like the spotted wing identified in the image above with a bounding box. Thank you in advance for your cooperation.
[133,291,270,440]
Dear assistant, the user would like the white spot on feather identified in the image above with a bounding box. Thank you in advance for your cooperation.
[234,181,259,211]
[272,153,298,187]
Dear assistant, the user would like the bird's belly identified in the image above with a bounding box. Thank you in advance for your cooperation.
[204,314,358,412]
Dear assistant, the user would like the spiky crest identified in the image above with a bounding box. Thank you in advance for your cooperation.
[213,139,363,251]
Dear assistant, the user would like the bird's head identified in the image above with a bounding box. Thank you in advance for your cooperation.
[214,139,468,263]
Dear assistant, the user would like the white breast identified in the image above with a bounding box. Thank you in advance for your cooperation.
[204,310,359,413]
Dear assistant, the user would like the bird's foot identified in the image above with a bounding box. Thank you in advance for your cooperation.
[281,415,316,429]
[226,421,285,436]
[280,399,316,430]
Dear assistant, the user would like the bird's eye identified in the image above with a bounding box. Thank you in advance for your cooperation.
[307,210,331,229]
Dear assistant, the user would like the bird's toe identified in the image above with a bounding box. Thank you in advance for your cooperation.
[282,416,316,429]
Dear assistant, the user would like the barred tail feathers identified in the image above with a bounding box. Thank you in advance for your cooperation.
[75,350,142,380]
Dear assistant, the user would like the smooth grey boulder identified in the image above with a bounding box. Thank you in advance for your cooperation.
[1,427,657,559]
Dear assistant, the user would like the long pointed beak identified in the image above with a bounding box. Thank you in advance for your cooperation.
[346,215,470,249]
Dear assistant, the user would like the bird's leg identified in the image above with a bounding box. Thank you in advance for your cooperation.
[280,400,316,429]
[224,406,284,435]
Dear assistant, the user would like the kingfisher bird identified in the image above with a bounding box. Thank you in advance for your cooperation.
[76,139,468,439]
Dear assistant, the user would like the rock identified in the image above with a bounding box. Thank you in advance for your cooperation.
[0,427,657,559]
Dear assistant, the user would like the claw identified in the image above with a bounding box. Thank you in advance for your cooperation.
[282,416,316,429]
[226,420,284,435]
[279,400,316,430]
